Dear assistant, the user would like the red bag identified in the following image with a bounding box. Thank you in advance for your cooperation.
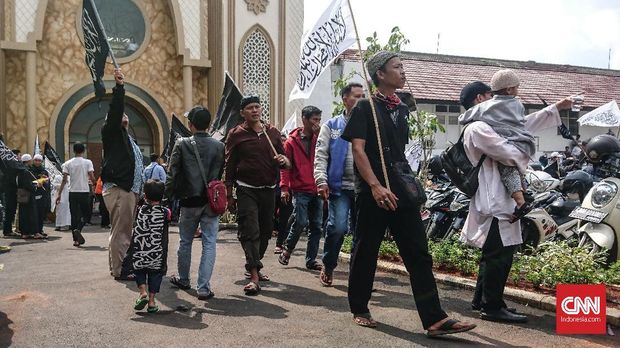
[207,180,227,215]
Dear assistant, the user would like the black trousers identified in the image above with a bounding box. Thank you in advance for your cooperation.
[69,192,91,232]
[472,218,516,311]
[3,188,17,235]
[96,194,110,227]
[348,192,447,329]
[34,196,47,234]
[236,186,276,271]
[275,198,293,247]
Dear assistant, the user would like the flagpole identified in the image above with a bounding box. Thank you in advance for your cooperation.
[87,0,119,69]
[346,0,391,191]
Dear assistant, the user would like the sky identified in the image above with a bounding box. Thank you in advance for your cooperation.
[303,0,620,70]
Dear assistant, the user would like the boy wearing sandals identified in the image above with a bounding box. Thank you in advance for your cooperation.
[132,180,170,313]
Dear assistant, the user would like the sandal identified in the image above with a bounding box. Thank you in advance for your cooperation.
[319,269,333,287]
[170,275,191,290]
[134,296,148,310]
[307,262,323,271]
[73,241,80,247]
[244,271,270,281]
[426,318,476,337]
[273,246,283,254]
[278,251,290,266]
[147,304,160,313]
[509,202,533,223]
[353,313,377,328]
[243,281,261,296]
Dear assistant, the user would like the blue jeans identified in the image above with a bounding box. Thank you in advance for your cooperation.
[177,204,219,295]
[322,190,355,272]
[284,192,323,267]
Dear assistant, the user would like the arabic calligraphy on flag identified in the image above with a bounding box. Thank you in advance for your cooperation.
[288,0,355,101]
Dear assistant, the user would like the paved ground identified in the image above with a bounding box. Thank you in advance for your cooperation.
[0,223,618,347]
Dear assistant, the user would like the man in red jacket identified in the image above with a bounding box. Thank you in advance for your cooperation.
[278,106,324,270]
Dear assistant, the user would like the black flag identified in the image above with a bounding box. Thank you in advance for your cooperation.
[161,115,191,162]
[82,0,110,98]
[43,141,63,172]
[210,72,243,142]
[0,140,26,172]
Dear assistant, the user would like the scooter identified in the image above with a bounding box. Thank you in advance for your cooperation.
[424,182,457,240]
[572,177,620,264]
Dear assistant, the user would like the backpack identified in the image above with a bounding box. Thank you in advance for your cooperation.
[440,124,486,197]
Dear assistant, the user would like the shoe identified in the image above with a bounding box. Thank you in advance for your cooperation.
[278,251,291,266]
[197,291,215,301]
[3,231,20,238]
[480,308,528,323]
[472,304,517,313]
[170,275,191,290]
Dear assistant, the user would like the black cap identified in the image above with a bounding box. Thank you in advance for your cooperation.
[460,81,492,109]
[240,95,261,110]
[185,106,211,130]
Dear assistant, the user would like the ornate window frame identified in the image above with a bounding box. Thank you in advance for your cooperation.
[239,24,275,123]
[75,0,152,64]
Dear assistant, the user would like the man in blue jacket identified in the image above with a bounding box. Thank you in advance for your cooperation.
[313,82,363,287]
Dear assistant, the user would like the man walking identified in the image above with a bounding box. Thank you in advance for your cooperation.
[101,68,144,280]
[225,96,290,295]
[314,82,363,286]
[342,51,475,336]
[459,81,573,323]
[56,143,95,246]
[166,106,224,300]
[278,106,323,271]
[144,153,166,182]
[2,149,22,238]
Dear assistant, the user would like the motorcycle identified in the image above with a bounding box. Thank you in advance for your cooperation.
[570,136,620,264]
[443,189,470,241]
[424,182,457,240]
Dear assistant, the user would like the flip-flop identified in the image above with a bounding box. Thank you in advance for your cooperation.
[353,313,377,328]
[426,319,476,337]
[0,246,11,253]
[134,296,148,310]
[147,304,159,313]
[243,281,261,296]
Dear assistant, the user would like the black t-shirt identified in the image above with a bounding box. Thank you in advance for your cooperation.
[341,97,410,193]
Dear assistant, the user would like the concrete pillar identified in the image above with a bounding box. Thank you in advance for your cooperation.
[26,50,36,154]
[182,65,193,123]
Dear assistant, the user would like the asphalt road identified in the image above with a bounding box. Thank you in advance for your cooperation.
[0,223,618,347]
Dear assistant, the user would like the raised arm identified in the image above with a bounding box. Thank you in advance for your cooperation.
[102,69,125,132]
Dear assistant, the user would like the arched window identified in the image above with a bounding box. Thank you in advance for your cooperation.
[240,26,273,122]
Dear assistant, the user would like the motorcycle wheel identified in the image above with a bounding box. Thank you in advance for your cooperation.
[577,233,615,265]
[425,213,450,241]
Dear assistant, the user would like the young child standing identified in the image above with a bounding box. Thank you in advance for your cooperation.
[132,180,171,313]
[459,69,535,223]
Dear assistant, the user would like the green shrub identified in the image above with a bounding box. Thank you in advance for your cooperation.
[428,236,480,276]
[341,234,353,254]
[605,261,620,285]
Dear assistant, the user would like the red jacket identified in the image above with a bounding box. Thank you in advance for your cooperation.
[280,127,318,194]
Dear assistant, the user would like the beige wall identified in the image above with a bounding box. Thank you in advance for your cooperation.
[3,0,207,152]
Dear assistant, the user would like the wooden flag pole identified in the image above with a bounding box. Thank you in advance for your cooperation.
[88,0,119,69]
[346,0,391,191]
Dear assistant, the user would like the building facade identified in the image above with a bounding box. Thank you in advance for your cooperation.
[0,0,304,169]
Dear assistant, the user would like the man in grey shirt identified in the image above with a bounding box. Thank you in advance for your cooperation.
[314,82,363,287]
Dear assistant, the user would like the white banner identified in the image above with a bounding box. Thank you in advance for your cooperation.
[577,100,620,127]
[405,140,423,172]
[288,0,355,101]
[281,111,299,136]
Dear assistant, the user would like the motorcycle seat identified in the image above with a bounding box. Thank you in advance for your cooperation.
[548,199,580,217]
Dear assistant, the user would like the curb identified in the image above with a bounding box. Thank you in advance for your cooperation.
[338,252,620,328]
[219,223,238,230]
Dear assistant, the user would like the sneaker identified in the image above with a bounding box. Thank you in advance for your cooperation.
[170,275,191,290]
[278,251,290,266]
[197,291,215,301]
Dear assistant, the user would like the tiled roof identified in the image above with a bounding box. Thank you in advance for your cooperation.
[338,50,620,108]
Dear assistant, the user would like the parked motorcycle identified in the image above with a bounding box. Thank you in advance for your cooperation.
[570,135,620,264]
[424,182,458,240]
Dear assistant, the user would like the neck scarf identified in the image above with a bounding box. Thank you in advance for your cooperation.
[374,91,401,110]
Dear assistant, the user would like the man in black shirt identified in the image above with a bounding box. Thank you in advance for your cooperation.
[342,51,475,336]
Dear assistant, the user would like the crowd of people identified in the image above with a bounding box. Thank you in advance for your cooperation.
[1,51,585,337]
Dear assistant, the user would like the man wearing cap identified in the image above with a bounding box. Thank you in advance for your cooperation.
[342,51,476,336]
[57,142,95,247]
[18,154,43,239]
[165,106,224,300]
[101,68,144,280]
[224,95,290,295]
[459,79,573,323]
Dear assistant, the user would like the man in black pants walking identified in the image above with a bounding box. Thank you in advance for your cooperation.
[2,148,21,237]
[341,51,475,337]
[56,143,95,247]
